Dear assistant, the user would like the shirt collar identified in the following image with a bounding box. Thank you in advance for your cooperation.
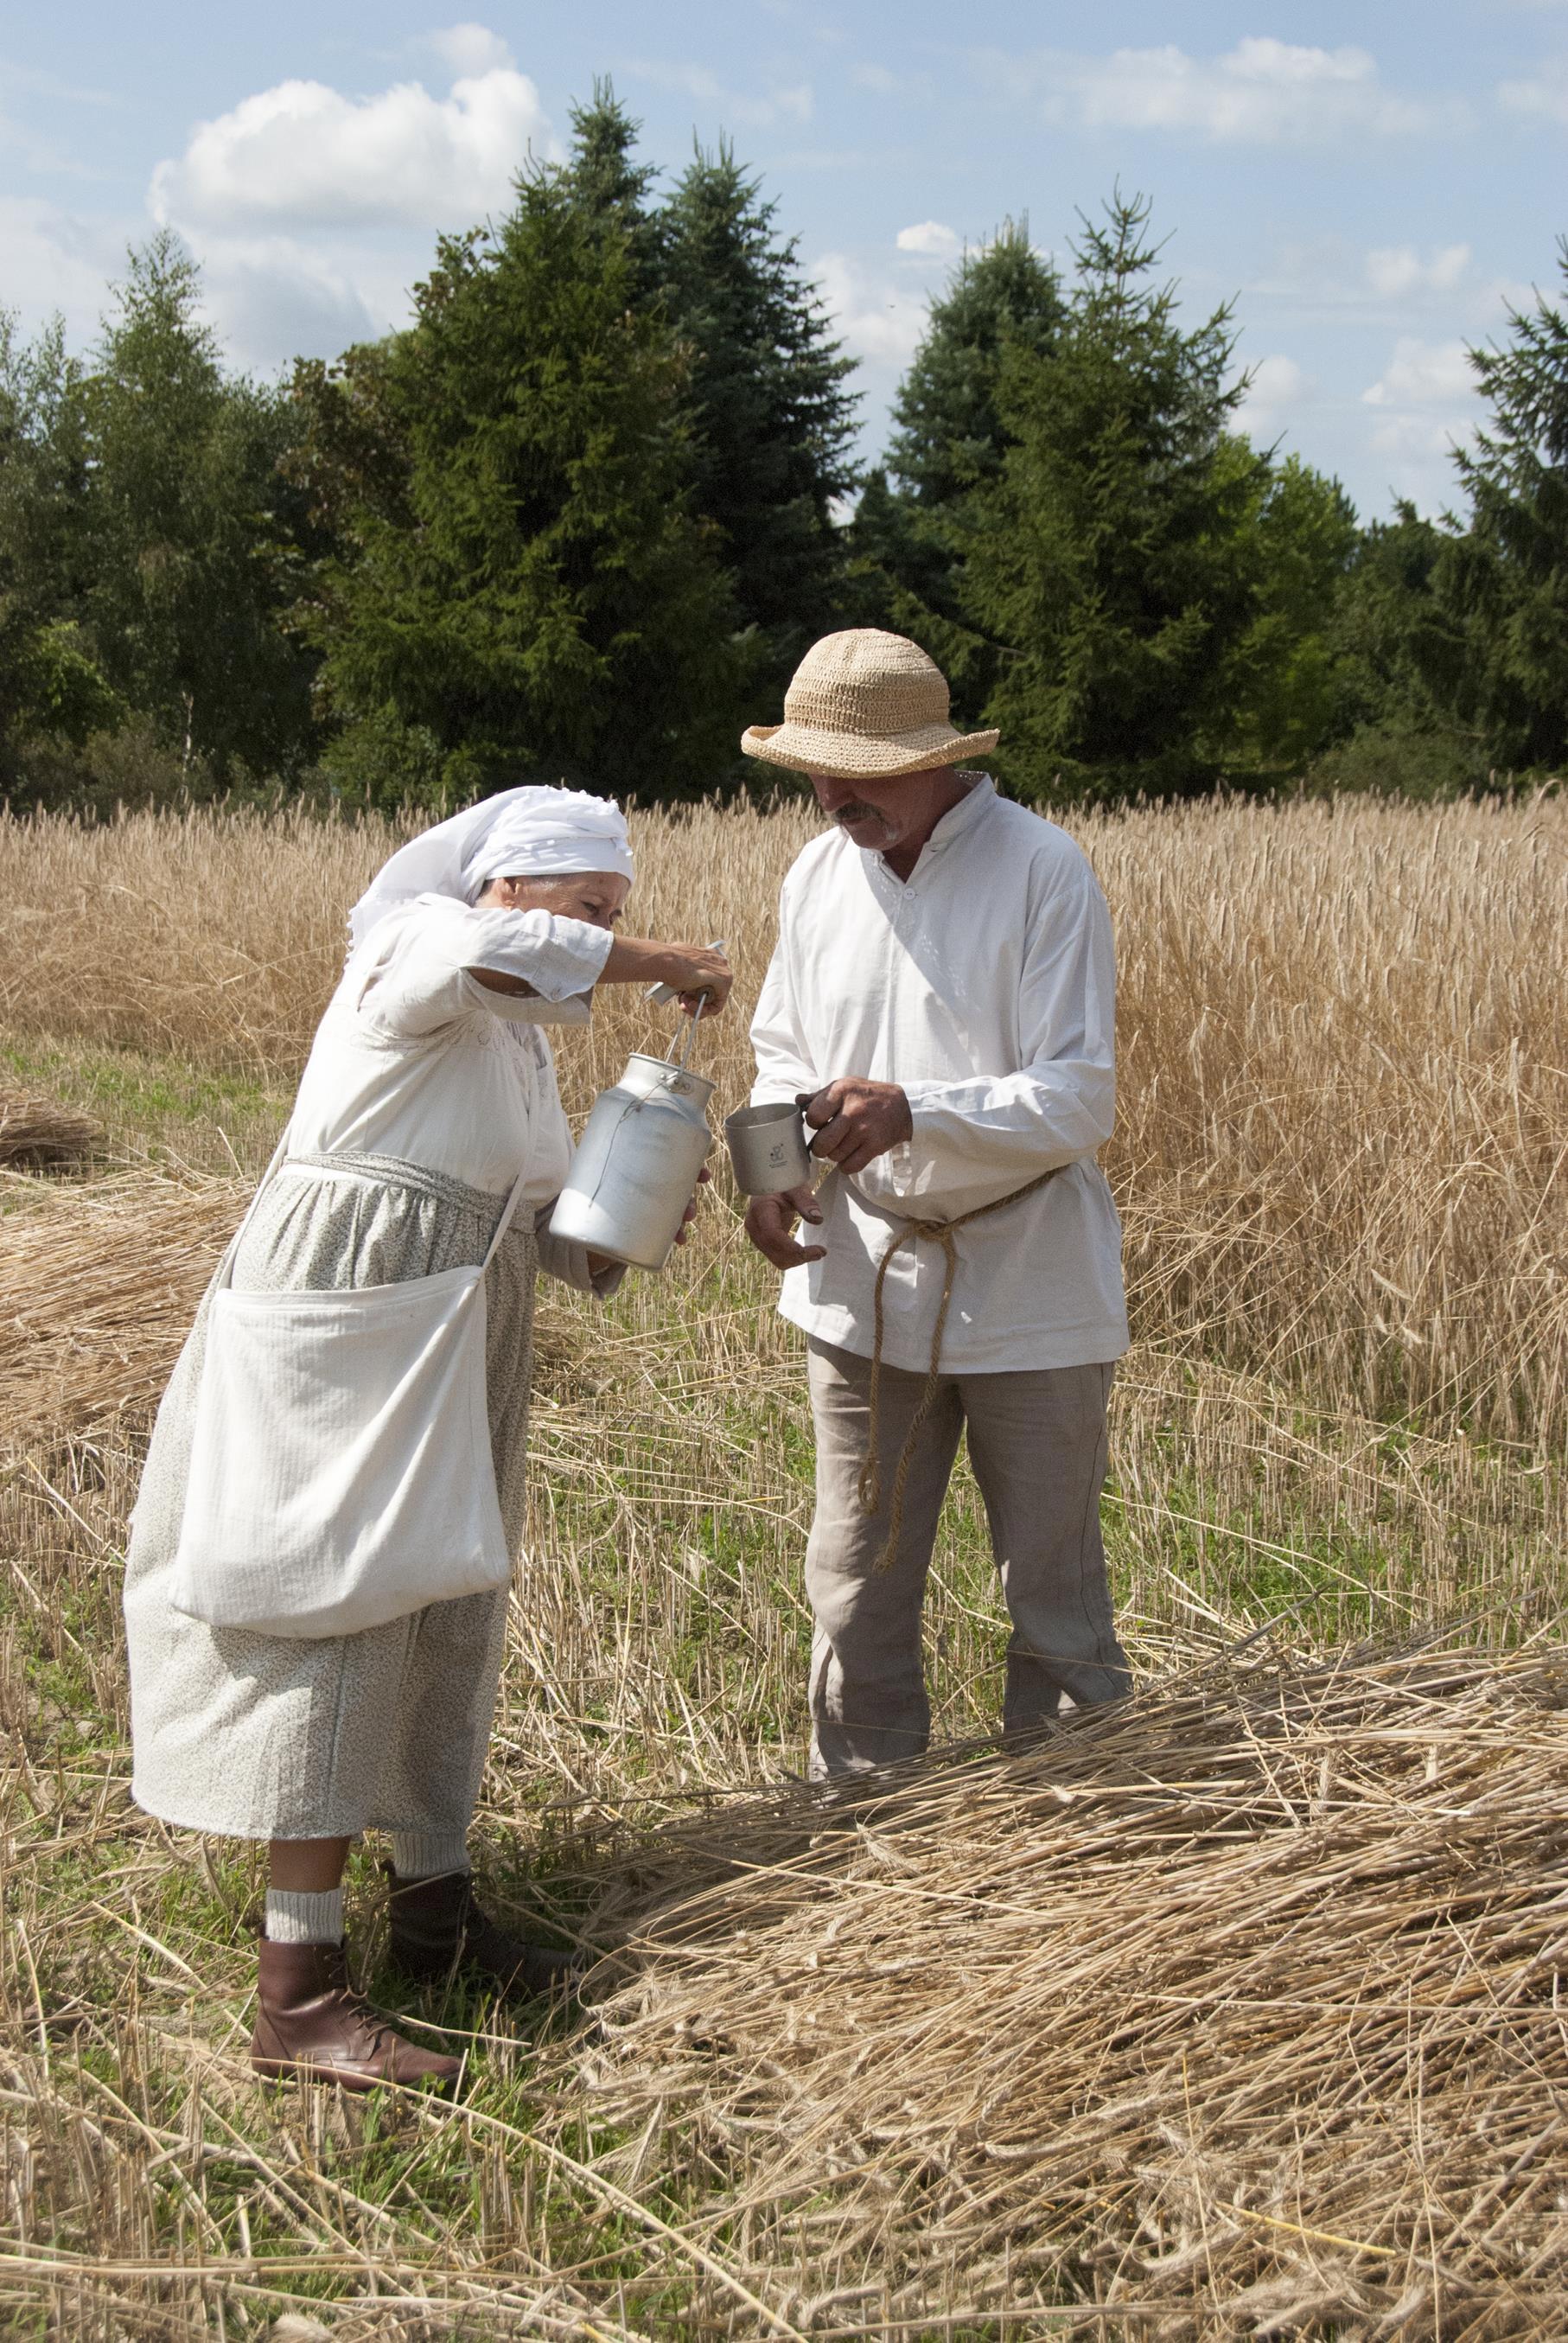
[870,771,997,881]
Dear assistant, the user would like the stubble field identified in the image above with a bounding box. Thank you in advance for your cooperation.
[0,790,1565,2340]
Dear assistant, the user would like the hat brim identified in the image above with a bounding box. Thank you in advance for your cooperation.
[740,718,999,779]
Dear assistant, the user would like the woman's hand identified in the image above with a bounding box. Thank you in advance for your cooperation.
[669,944,732,1019]
[672,1165,712,1246]
[599,936,734,1015]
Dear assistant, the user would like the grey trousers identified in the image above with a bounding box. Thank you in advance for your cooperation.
[805,1337,1130,1778]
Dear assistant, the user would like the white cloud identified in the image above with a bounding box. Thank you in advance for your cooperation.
[0,195,392,380]
[1497,58,1568,120]
[1361,337,1479,459]
[896,220,959,257]
[1362,339,1475,408]
[1238,353,1313,430]
[1364,242,1471,298]
[851,62,933,98]
[812,252,927,367]
[0,196,127,342]
[993,37,1463,144]
[622,61,813,128]
[193,235,386,373]
[150,57,551,231]
[421,23,515,79]
[126,37,561,373]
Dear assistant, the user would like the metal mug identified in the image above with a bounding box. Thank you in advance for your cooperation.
[723,1098,814,1196]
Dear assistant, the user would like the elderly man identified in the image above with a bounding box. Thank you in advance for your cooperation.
[743,628,1131,1778]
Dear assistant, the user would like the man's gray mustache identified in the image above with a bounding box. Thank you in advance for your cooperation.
[834,804,884,825]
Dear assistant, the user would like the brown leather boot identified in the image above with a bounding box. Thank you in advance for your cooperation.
[384,1866,581,1997]
[250,1938,463,2093]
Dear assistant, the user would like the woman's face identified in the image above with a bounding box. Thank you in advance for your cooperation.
[480,871,632,931]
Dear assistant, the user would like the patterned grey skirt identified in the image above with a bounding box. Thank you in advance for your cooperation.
[123,1152,536,1842]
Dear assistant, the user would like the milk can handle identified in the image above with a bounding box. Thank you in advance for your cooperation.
[664,994,706,1071]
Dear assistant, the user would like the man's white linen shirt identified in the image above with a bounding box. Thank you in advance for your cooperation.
[749,778,1129,1374]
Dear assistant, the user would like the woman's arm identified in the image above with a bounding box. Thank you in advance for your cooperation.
[471,935,731,1016]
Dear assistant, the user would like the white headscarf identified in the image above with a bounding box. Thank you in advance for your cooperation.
[348,785,634,951]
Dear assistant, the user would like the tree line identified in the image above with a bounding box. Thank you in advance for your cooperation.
[3,86,1565,810]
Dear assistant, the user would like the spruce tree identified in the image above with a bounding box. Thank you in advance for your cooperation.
[655,139,859,690]
[2,245,317,781]
[1224,450,1361,770]
[959,194,1269,800]
[1325,505,1469,766]
[0,314,119,764]
[80,233,317,775]
[1440,244,1568,771]
[850,224,1064,718]
[886,221,1065,508]
[561,80,661,296]
[291,165,746,805]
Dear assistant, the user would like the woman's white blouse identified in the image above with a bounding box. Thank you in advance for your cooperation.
[290,895,615,1283]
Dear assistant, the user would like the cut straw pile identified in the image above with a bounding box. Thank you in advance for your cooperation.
[554,1639,1568,2338]
[0,1086,101,1172]
[0,1167,586,1453]
[0,1173,239,1446]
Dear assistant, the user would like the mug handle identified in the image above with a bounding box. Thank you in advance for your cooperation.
[794,1094,841,1197]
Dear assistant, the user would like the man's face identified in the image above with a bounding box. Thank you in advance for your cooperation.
[807,768,921,852]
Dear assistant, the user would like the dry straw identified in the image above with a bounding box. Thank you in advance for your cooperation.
[0,1173,240,1446]
[0,1088,101,1172]
[0,1172,587,1453]
[0,788,1563,2336]
[555,1636,1568,2336]
[0,789,1559,1446]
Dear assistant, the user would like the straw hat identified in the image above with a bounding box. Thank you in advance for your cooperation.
[741,629,999,779]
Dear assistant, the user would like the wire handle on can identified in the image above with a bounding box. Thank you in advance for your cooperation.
[665,993,706,1070]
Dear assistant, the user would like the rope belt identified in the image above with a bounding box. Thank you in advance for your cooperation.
[850,1166,1061,1573]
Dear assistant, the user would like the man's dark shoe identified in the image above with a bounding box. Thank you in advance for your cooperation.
[251,1937,462,2093]
[384,1865,580,1997]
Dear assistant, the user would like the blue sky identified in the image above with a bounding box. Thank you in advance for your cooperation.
[3,2,1565,523]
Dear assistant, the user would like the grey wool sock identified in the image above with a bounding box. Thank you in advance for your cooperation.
[264,1887,344,1944]
[389,1832,471,1881]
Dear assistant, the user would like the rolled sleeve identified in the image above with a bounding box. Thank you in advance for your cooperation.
[901,1063,1115,1189]
[363,898,613,1038]
[460,907,613,1002]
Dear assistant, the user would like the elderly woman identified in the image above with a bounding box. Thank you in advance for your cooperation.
[124,787,730,2092]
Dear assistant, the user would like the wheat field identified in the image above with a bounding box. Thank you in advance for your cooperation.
[1,791,1565,2338]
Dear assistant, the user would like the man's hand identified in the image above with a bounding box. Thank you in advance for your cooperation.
[744,1183,825,1270]
[802,1079,912,1176]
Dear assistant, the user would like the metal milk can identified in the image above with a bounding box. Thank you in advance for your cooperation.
[548,1018,715,1271]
